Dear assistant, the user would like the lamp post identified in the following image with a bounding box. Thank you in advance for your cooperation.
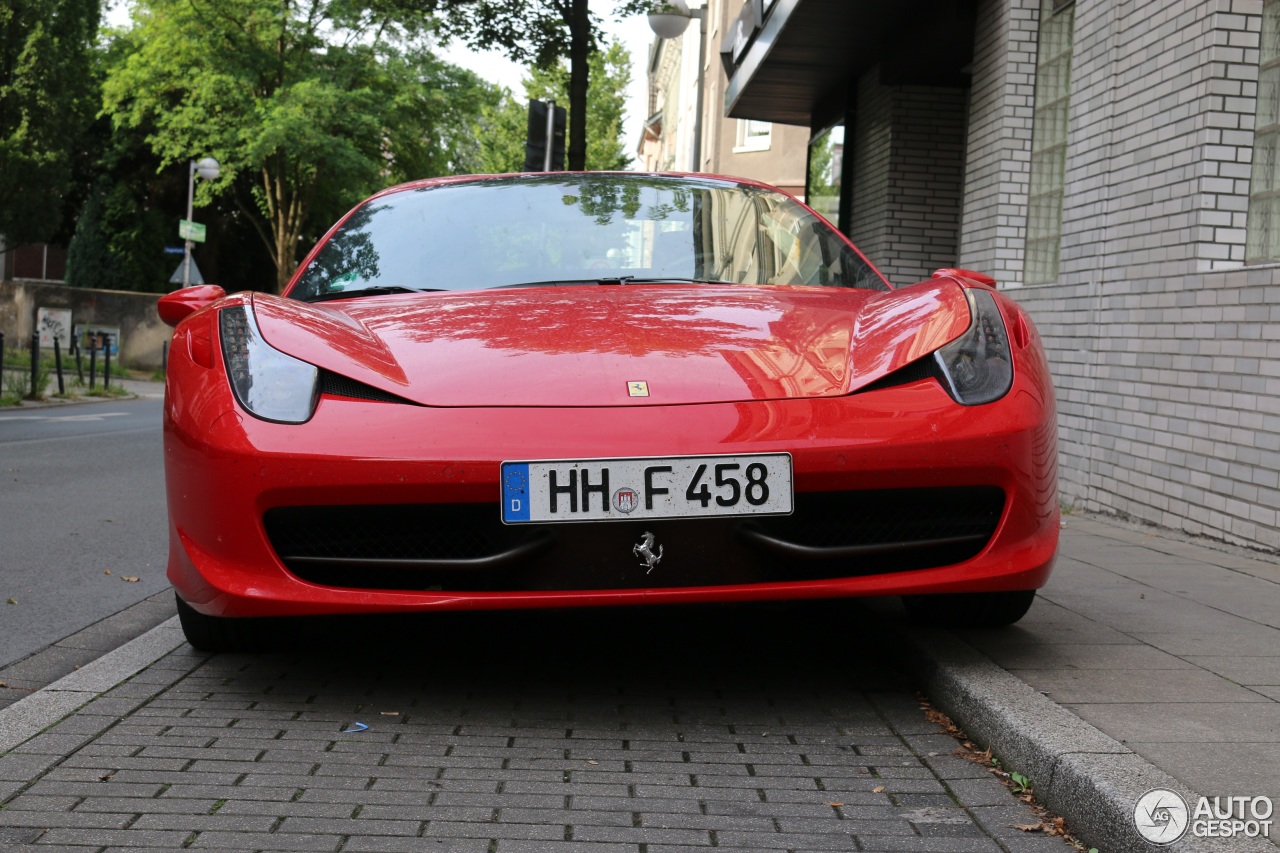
[647,1,707,171]
[182,157,220,288]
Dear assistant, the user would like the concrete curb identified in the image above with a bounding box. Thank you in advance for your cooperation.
[0,376,163,410]
[0,617,185,753]
[893,623,1278,853]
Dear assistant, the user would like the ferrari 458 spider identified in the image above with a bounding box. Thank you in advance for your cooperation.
[159,172,1058,650]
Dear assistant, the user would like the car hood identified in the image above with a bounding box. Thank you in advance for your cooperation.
[251,282,971,407]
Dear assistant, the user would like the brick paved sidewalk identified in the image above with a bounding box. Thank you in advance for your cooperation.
[0,603,1066,853]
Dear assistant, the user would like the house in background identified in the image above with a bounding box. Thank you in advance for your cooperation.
[646,0,1280,553]
[638,0,808,199]
[1,240,66,283]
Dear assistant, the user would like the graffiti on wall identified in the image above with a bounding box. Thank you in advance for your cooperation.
[37,308,73,349]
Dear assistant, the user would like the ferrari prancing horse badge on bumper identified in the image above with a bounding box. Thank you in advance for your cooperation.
[633,531,663,572]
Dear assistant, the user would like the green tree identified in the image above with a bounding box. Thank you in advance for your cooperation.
[476,40,632,173]
[421,0,595,171]
[413,0,658,171]
[0,0,100,245]
[66,172,174,292]
[65,184,117,290]
[102,0,497,292]
[66,52,201,295]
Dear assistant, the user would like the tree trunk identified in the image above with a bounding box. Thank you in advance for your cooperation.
[259,163,306,293]
[567,0,590,170]
[275,227,294,293]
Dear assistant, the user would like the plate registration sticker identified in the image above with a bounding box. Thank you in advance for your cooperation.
[500,453,792,524]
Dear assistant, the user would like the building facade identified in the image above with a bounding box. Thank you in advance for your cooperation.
[639,0,809,197]
[703,0,1278,551]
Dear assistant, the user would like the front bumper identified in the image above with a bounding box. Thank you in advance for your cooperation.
[165,336,1058,618]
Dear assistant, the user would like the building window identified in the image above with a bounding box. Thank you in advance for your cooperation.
[734,119,772,152]
[1026,0,1074,284]
[1249,0,1280,261]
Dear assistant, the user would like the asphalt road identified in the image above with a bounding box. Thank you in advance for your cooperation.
[0,398,170,667]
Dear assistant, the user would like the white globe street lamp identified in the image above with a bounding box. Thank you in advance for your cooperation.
[648,0,694,39]
[183,156,221,288]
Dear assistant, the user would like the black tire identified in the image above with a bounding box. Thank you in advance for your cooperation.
[175,593,261,652]
[902,589,1036,628]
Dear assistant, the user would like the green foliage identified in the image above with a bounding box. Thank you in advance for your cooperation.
[102,0,497,291]
[0,0,101,244]
[66,167,174,292]
[430,0,586,69]
[421,0,623,170]
[806,127,843,225]
[474,91,531,175]
[0,350,51,401]
[1,371,26,405]
[65,186,117,289]
[474,40,632,173]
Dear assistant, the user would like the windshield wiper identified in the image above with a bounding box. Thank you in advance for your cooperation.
[603,277,732,285]
[490,277,731,289]
[489,280,605,289]
[302,285,444,303]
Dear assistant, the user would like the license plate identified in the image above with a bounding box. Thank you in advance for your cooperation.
[501,453,793,524]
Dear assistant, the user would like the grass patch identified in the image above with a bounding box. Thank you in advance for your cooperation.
[2,342,140,401]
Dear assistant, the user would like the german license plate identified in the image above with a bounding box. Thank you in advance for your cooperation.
[500,453,793,523]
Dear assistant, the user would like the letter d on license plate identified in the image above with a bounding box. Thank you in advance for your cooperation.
[501,453,792,524]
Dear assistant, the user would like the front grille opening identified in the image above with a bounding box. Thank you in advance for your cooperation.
[742,486,1005,573]
[264,486,1005,593]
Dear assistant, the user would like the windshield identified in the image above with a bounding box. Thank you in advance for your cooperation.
[289,174,888,300]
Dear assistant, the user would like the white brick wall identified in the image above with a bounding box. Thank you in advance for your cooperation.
[1056,0,1262,283]
[850,71,892,267]
[959,0,1040,287]
[1012,267,1280,551]
[830,0,1280,550]
[850,71,968,285]
[985,0,1280,551]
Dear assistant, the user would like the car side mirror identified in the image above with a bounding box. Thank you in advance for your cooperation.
[158,285,226,327]
[931,268,997,287]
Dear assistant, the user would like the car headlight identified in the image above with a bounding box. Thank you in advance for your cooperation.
[933,288,1013,406]
[219,303,319,424]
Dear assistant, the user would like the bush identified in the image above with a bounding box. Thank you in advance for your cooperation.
[1,343,95,397]
[1,357,50,400]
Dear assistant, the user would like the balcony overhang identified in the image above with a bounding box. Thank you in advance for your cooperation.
[722,0,976,130]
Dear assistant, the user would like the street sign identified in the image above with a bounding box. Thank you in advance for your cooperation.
[178,220,207,242]
[164,246,186,255]
[169,258,204,285]
[524,100,566,172]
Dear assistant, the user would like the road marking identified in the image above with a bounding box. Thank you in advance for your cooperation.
[0,412,130,423]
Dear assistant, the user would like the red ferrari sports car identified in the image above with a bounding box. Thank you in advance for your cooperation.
[159,172,1058,651]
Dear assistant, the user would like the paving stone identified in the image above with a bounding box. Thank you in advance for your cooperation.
[187,830,344,850]
[713,829,856,848]
[0,603,1053,852]
[343,839,491,853]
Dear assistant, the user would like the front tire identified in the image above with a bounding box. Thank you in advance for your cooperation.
[902,589,1036,628]
[175,594,261,652]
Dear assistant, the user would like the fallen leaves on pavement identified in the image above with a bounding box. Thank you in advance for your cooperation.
[917,694,1088,851]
